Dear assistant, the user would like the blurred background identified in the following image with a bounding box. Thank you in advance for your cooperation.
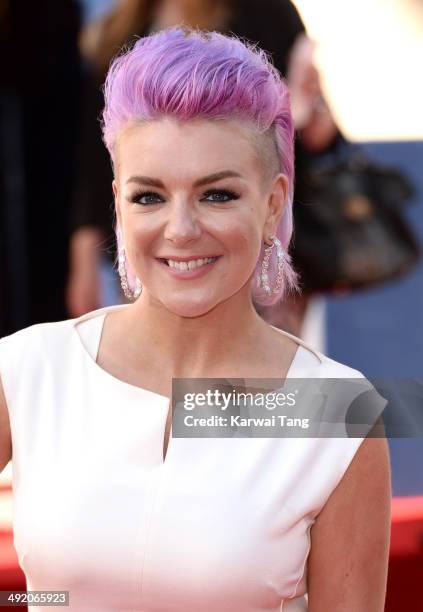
[1,1,422,609]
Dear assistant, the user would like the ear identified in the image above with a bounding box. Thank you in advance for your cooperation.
[263,173,289,239]
[112,179,123,230]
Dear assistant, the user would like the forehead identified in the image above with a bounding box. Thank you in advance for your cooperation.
[114,117,262,181]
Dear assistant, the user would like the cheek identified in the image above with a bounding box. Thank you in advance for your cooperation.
[225,213,262,260]
[234,228,256,254]
[122,213,157,254]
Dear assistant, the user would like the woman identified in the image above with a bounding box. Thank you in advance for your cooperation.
[0,27,390,611]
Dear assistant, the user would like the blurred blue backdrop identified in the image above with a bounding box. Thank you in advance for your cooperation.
[326,141,423,496]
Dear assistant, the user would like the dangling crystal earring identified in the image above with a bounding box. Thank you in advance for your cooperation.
[133,277,142,299]
[260,235,285,295]
[118,245,142,300]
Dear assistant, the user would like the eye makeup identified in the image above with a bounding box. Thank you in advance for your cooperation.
[128,188,240,206]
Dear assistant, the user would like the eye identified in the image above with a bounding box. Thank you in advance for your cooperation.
[128,188,240,205]
[201,189,240,203]
[129,191,163,205]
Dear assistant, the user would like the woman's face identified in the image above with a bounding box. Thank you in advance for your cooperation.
[113,117,288,317]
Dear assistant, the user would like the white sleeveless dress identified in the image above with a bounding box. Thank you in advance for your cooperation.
[0,305,386,611]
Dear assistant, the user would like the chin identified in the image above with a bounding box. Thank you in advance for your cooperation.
[159,293,221,319]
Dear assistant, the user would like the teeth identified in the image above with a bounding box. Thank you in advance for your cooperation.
[167,257,217,270]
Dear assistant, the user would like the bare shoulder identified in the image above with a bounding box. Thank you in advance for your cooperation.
[0,374,12,473]
[307,435,391,611]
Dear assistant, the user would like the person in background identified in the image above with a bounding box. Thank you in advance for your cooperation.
[67,0,338,337]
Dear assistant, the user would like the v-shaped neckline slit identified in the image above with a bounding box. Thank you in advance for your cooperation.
[72,305,323,464]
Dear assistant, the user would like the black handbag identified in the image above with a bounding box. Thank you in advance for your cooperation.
[291,144,421,294]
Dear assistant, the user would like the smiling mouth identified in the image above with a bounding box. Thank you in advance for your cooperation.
[157,256,220,271]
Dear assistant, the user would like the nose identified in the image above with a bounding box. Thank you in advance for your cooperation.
[163,200,202,245]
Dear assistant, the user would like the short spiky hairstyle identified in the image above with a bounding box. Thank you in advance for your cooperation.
[101,26,298,304]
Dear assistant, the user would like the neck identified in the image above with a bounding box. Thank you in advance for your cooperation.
[120,287,268,378]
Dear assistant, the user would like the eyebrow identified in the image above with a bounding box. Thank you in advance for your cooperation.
[125,170,243,188]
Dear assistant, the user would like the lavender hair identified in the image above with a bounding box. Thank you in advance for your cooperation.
[101,26,299,305]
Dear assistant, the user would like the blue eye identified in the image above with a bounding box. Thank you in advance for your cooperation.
[202,189,239,203]
[130,191,163,205]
